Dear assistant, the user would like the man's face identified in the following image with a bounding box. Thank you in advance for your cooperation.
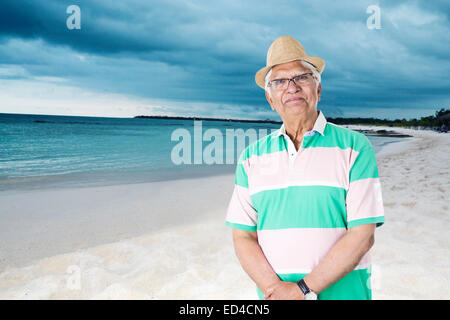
[265,60,321,120]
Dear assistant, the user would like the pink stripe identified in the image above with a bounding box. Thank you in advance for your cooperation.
[257,228,372,272]
[296,147,355,187]
[226,184,257,226]
[346,178,384,223]
[257,228,347,271]
[246,151,290,190]
[349,147,359,169]
[241,157,251,176]
[245,147,358,194]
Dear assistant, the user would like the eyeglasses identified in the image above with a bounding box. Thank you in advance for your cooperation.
[268,73,314,90]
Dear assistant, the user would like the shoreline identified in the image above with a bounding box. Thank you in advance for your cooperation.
[0,125,448,299]
[0,165,236,193]
[343,124,421,159]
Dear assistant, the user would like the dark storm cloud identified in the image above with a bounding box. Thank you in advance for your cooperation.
[0,0,449,119]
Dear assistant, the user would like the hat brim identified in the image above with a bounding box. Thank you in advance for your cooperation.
[255,56,325,89]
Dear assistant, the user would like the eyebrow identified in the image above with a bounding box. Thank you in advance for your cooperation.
[271,72,312,80]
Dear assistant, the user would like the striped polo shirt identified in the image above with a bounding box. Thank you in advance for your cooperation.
[225,110,385,300]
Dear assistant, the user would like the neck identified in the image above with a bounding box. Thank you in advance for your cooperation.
[283,110,319,146]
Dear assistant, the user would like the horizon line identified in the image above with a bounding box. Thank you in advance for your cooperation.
[0,111,445,123]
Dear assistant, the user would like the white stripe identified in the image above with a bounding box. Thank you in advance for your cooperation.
[274,268,312,274]
[249,181,347,196]
[347,215,384,224]
[274,263,370,275]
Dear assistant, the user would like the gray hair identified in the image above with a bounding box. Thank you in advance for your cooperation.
[264,60,321,98]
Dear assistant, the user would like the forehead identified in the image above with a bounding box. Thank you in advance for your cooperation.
[270,60,309,79]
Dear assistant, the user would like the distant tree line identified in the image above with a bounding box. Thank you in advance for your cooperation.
[135,108,449,132]
[329,108,449,132]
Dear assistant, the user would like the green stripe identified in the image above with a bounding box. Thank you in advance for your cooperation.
[304,124,371,151]
[250,186,348,230]
[225,221,257,232]
[348,216,385,228]
[349,146,379,182]
[240,123,375,163]
[234,163,248,188]
[238,132,287,162]
[257,267,372,300]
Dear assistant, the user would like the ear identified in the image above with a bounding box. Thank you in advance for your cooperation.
[317,83,322,102]
[265,90,275,110]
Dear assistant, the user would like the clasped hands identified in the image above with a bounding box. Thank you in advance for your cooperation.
[263,280,305,300]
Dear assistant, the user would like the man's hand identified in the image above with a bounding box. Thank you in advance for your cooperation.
[264,281,305,300]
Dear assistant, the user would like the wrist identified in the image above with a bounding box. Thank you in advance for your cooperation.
[294,282,305,299]
[302,275,320,294]
[297,277,318,300]
[262,279,281,297]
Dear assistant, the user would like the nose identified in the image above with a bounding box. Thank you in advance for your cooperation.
[287,78,300,93]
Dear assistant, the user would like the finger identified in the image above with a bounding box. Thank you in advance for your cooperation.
[264,288,274,299]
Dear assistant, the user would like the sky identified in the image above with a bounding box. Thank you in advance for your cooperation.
[0,0,449,120]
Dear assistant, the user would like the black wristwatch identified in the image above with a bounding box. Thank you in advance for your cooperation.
[297,279,318,300]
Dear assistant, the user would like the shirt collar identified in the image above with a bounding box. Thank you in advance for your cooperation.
[272,110,327,139]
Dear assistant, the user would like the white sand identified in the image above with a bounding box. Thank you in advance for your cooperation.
[0,126,448,299]
[0,173,235,270]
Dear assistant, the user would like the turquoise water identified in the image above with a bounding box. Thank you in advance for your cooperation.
[0,113,401,190]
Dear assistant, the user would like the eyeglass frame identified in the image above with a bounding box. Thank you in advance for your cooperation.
[267,72,315,91]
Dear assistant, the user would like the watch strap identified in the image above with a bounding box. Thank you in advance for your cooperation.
[297,278,311,296]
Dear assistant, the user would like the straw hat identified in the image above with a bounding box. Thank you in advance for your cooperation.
[255,36,325,89]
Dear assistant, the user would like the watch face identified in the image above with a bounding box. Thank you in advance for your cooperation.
[305,292,318,300]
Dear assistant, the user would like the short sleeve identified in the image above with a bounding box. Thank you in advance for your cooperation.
[346,141,385,229]
[225,155,258,232]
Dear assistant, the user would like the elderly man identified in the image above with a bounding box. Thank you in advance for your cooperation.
[225,36,385,300]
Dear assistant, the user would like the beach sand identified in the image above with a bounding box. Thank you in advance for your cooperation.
[0,126,448,299]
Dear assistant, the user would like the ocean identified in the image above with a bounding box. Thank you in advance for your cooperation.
[0,113,402,191]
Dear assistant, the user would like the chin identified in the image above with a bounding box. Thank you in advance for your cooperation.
[285,103,307,112]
